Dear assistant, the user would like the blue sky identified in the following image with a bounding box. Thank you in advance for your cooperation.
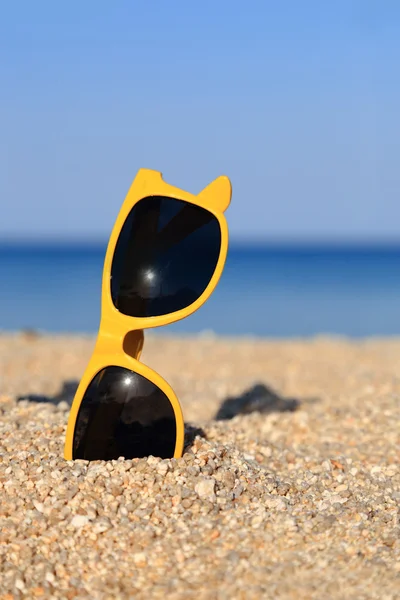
[1,1,399,243]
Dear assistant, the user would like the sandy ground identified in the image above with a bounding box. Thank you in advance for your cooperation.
[1,332,400,599]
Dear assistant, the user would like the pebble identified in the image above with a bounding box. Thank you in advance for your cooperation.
[71,515,90,528]
[195,477,216,501]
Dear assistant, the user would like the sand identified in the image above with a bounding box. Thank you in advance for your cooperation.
[1,331,400,599]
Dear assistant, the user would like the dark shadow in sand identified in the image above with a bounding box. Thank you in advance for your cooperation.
[184,424,206,451]
[215,383,303,421]
[17,380,309,449]
[17,380,79,406]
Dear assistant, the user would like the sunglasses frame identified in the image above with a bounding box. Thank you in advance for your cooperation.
[64,168,231,461]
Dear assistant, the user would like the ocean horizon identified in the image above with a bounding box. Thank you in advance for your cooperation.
[2,241,400,338]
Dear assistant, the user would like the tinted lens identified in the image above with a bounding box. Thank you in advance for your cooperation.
[111,196,221,317]
[73,367,176,460]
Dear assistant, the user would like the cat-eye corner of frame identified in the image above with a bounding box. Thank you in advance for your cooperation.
[135,167,164,179]
[198,175,232,213]
[130,168,164,191]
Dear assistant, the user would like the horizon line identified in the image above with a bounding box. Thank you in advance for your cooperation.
[2,236,400,250]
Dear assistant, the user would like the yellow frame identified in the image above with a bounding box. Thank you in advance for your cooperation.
[64,168,231,460]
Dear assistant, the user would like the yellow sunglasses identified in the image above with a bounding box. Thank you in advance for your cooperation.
[64,168,231,461]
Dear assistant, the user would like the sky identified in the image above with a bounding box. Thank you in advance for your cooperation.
[1,0,400,244]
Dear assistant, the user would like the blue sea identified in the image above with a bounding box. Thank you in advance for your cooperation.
[1,243,400,337]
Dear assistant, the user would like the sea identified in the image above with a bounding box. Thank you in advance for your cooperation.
[1,242,400,338]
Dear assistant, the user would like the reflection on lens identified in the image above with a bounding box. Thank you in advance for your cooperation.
[110,196,221,317]
[73,366,176,460]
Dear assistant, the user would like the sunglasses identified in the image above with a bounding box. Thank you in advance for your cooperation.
[64,169,231,461]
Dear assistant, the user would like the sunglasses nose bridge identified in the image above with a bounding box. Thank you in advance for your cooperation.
[95,314,143,359]
[94,328,124,357]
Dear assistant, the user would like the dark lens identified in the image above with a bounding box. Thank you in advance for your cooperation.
[73,367,176,460]
[110,196,221,317]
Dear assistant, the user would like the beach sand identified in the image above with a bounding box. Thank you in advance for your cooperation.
[1,332,400,599]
